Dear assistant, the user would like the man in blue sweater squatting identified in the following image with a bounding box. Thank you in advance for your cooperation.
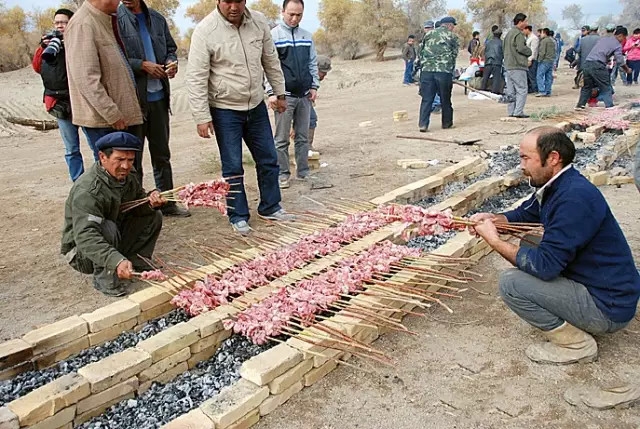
[471,126,640,407]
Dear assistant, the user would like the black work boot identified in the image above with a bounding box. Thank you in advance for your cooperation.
[92,269,127,297]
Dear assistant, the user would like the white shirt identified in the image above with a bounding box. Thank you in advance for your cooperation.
[534,164,573,206]
[526,34,539,62]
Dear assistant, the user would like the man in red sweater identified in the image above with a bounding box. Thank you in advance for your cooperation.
[33,8,98,182]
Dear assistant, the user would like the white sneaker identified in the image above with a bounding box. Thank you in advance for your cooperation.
[260,209,296,222]
[278,176,290,189]
[231,220,251,235]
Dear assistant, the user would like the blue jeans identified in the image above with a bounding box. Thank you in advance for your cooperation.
[210,102,281,224]
[403,59,414,84]
[57,118,95,181]
[419,72,453,129]
[536,61,554,95]
[310,105,318,129]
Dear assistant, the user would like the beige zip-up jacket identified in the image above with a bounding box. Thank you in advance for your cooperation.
[186,8,285,124]
[65,1,143,128]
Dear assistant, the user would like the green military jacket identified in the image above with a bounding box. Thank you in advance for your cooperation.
[538,36,556,63]
[419,27,460,74]
[61,162,154,271]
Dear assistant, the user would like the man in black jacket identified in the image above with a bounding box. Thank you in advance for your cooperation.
[482,29,504,94]
[117,0,189,217]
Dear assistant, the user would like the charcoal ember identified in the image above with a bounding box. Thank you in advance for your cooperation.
[468,182,533,215]
[406,230,456,252]
[79,336,270,429]
[0,309,189,406]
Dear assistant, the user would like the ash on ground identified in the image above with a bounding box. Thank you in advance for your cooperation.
[468,182,534,215]
[79,336,270,429]
[0,309,190,406]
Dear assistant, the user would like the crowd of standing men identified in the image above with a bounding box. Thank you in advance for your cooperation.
[34,0,328,296]
[403,12,635,131]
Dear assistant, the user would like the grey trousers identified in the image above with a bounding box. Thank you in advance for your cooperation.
[505,69,528,116]
[70,211,163,289]
[274,96,311,179]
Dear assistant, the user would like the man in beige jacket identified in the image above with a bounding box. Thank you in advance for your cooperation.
[187,0,294,235]
[65,0,143,150]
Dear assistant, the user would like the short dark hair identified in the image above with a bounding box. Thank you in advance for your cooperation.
[472,31,480,37]
[282,0,304,9]
[101,148,114,157]
[615,26,628,37]
[543,28,551,36]
[491,25,499,32]
[54,8,74,19]
[634,28,640,35]
[514,13,527,26]
[533,128,576,167]
[524,25,532,31]
[408,34,415,39]
[549,30,554,36]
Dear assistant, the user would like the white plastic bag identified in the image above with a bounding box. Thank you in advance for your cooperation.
[459,64,479,81]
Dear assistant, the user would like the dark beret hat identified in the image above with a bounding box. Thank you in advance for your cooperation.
[96,132,142,152]
[440,16,457,25]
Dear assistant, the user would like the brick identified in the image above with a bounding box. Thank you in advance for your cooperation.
[260,380,303,416]
[0,362,33,381]
[586,124,605,139]
[0,407,18,429]
[137,322,200,363]
[127,287,172,312]
[161,409,214,429]
[285,337,325,361]
[576,132,597,144]
[22,316,88,355]
[240,344,302,386]
[190,330,231,354]
[406,161,429,169]
[139,348,190,383]
[78,348,151,393]
[227,409,260,429]
[81,300,140,333]
[137,302,175,325]
[77,377,138,414]
[139,361,188,394]
[88,318,137,347]
[268,359,313,394]
[609,176,634,185]
[73,392,134,426]
[354,326,379,344]
[199,379,269,429]
[589,171,609,187]
[7,373,89,426]
[35,336,89,370]
[313,348,342,368]
[28,405,75,429]
[304,359,338,387]
[0,340,32,371]
[554,121,572,132]
[188,343,222,369]
[187,310,227,338]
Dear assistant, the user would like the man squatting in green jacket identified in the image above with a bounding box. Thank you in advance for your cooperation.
[61,132,168,297]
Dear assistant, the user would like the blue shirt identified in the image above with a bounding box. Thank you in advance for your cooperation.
[135,13,164,102]
[586,35,626,67]
[503,167,640,323]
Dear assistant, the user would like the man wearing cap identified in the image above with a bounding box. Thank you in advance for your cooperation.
[503,13,532,118]
[61,132,167,297]
[417,16,459,132]
[577,26,600,71]
[576,26,631,110]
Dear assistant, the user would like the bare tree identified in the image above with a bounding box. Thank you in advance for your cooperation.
[466,0,547,35]
[561,4,584,30]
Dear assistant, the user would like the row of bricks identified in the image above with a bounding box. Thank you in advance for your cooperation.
[1,306,234,428]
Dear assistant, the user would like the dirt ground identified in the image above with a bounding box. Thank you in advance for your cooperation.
[0,53,639,427]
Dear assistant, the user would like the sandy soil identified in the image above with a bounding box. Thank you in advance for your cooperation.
[0,52,639,427]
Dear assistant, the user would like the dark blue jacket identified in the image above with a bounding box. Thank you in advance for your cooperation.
[266,22,319,97]
[503,167,640,323]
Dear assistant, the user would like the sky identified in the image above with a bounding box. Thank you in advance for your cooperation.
[5,0,623,36]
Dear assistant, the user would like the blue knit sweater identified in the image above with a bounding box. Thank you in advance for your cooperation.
[503,167,640,323]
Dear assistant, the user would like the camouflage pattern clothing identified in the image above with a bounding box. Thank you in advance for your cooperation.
[419,27,460,74]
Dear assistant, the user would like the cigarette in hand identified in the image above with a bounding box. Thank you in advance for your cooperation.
[165,61,178,70]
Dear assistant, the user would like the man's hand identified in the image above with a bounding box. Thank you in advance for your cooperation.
[116,260,133,280]
[275,97,287,113]
[112,118,128,130]
[142,61,167,79]
[165,61,178,79]
[41,35,51,46]
[309,89,318,102]
[528,60,533,67]
[268,95,278,110]
[622,65,632,74]
[474,218,501,245]
[148,190,167,208]
[197,122,215,139]
[468,212,496,236]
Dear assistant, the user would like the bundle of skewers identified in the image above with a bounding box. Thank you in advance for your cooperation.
[120,178,239,215]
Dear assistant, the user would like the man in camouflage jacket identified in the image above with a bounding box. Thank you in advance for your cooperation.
[418,16,459,132]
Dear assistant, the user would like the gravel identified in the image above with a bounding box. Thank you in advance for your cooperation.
[0,309,190,406]
[79,336,270,429]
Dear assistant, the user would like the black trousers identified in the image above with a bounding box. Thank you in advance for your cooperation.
[70,211,163,289]
[481,64,504,94]
[527,60,538,93]
[132,98,174,191]
[419,71,453,129]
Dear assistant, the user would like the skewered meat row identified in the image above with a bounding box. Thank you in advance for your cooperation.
[228,241,422,344]
[177,179,231,214]
[137,269,169,282]
[171,205,460,316]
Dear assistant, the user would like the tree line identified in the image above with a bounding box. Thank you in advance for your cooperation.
[1,0,638,72]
